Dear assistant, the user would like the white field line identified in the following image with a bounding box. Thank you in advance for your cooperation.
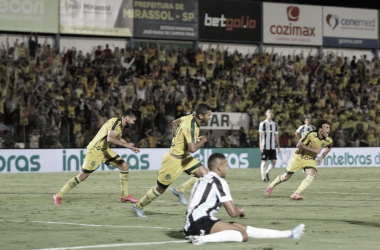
[33,240,187,250]
[233,186,377,195]
[316,192,376,195]
[2,184,155,189]
[0,219,177,230]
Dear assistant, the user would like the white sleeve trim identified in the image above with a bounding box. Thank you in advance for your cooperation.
[220,196,233,203]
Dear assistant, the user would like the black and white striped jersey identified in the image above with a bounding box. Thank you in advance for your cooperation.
[258,119,279,150]
[296,124,316,138]
[184,172,232,231]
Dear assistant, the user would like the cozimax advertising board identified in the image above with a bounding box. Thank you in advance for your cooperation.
[0,0,59,33]
[323,7,378,48]
[199,0,262,43]
[60,0,133,37]
[263,3,322,46]
[131,0,198,40]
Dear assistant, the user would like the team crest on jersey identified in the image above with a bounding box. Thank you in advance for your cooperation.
[91,161,96,167]
[321,143,326,148]
[165,174,171,180]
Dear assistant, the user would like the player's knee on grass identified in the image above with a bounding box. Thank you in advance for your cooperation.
[234,228,248,242]
[241,231,249,242]
[214,221,248,242]
[231,222,248,231]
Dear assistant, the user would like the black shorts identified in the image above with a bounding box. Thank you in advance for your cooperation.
[184,216,220,236]
[261,149,277,160]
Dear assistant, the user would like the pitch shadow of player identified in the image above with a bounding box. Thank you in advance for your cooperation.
[166,230,186,239]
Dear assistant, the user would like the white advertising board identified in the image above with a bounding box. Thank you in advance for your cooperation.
[0,148,256,173]
[323,6,378,48]
[263,3,322,46]
[60,0,133,37]
[1,147,380,173]
[0,148,167,173]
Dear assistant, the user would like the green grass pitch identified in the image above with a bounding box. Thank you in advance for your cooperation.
[0,167,379,250]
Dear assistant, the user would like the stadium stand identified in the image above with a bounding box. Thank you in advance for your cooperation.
[0,34,379,149]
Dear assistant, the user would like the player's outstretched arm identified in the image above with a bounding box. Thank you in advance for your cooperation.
[188,136,207,153]
[316,146,332,165]
[107,130,139,153]
[119,137,140,153]
[223,201,245,218]
[296,141,321,154]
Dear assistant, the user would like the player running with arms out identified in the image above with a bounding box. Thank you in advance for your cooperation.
[265,120,333,200]
[259,109,280,182]
[132,104,212,217]
[53,109,140,205]
[185,153,305,245]
[295,118,316,141]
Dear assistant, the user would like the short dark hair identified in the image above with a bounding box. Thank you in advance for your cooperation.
[207,153,226,171]
[122,109,136,118]
[195,103,211,116]
[315,120,330,130]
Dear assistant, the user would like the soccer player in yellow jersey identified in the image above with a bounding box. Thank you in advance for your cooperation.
[132,104,212,217]
[53,109,140,205]
[265,120,333,200]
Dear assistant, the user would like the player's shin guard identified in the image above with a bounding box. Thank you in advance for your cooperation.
[120,171,129,197]
[260,162,267,180]
[199,230,243,243]
[269,175,283,189]
[246,226,291,238]
[56,175,81,197]
[295,175,314,194]
[177,177,198,193]
[135,187,160,209]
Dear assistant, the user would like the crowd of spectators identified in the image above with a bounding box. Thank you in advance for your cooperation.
[1,33,380,149]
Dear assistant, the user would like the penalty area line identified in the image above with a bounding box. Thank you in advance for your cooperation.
[33,240,188,250]
[0,219,177,230]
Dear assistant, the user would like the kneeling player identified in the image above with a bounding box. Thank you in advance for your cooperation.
[184,153,305,245]
[265,120,333,200]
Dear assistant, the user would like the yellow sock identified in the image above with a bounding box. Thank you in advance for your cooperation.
[295,176,314,194]
[177,177,198,193]
[135,188,160,209]
[120,171,129,197]
[269,175,283,189]
[56,176,81,197]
